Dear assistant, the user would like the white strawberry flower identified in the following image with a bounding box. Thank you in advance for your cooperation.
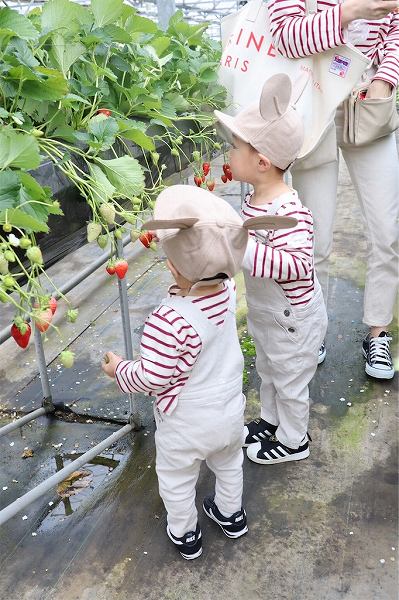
[8,234,20,247]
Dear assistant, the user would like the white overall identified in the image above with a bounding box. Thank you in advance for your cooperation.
[243,199,328,449]
[154,284,245,537]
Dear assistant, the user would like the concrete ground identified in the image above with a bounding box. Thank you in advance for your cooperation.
[0,152,397,600]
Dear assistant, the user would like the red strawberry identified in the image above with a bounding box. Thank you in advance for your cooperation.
[49,297,57,315]
[97,109,111,117]
[202,162,210,176]
[194,176,203,187]
[106,262,115,275]
[114,259,128,280]
[222,163,231,175]
[226,170,233,181]
[11,321,31,349]
[33,308,53,333]
[221,174,228,183]
[139,231,154,249]
[206,179,215,191]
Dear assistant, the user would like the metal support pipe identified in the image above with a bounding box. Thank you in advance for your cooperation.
[116,238,141,429]
[33,323,54,408]
[0,407,46,438]
[0,235,132,346]
[0,423,132,526]
[157,0,176,29]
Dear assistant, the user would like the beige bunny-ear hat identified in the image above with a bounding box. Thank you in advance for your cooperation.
[214,73,306,170]
[143,185,297,283]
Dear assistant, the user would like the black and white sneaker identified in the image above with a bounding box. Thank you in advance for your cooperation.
[246,434,310,465]
[203,496,248,539]
[362,332,395,380]
[243,418,277,447]
[166,522,202,560]
[318,341,326,365]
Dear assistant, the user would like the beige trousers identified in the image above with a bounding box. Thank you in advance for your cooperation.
[292,108,399,327]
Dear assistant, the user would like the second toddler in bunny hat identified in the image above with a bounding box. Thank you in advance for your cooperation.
[101,184,295,559]
[215,73,328,466]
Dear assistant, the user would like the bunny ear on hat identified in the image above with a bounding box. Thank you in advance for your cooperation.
[259,73,292,121]
[243,215,298,231]
[142,218,199,230]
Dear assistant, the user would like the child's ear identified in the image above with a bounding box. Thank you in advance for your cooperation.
[257,152,271,171]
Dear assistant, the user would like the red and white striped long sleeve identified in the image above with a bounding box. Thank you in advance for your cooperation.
[114,282,234,414]
[268,0,345,58]
[268,1,399,87]
[242,192,315,306]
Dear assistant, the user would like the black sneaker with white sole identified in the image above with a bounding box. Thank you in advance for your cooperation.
[362,332,394,380]
[318,341,326,365]
[246,433,310,465]
[243,418,277,447]
[166,522,202,560]
[203,496,248,539]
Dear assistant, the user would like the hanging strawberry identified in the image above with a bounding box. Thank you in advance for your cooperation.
[206,179,215,191]
[221,174,228,183]
[114,259,128,280]
[222,163,231,175]
[33,308,53,333]
[139,231,154,248]
[202,162,210,176]
[194,176,203,187]
[97,109,112,117]
[11,320,31,349]
[49,297,57,315]
[106,261,116,275]
[60,350,75,368]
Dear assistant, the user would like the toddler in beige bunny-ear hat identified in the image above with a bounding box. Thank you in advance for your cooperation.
[102,182,295,560]
[215,72,328,467]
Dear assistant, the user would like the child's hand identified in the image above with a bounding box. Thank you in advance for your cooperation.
[101,351,123,378]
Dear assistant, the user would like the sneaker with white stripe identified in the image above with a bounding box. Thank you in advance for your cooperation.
[243,418,277,447]
[318,341,326,365]
[362,332,394,380]
[166,522,202,560]
[203,496,248,539]
[246,434,310,465]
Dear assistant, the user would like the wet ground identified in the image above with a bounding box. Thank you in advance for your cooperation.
[0,154,397,600]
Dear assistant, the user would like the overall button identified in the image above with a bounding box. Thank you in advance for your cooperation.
[284,309,290,317]
[288,327,295,333]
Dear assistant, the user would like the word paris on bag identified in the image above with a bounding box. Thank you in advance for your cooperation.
[218,0,370,168]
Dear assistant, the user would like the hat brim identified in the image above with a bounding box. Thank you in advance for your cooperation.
[214,110,250,146]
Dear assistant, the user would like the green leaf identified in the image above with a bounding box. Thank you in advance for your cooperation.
[150,36,171,57]
[21,67,68,101]
[95,156,145,198]
[119,126,155,152]
[88,114,119,150]
[10,38,39,68]
[0,207,49,233]
[91,0,124,28]
[125,14,158,35]
[0,170,20,208]
[88,163,116,203]
[0,8,39,41]
[102,24,132,43]
[41,0,90,33]
[0,131,40,170]
[49,34,86,75]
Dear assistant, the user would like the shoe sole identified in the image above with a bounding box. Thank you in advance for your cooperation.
[203,505,248,539]
[362,349,395,379]
[247,447,310,465]
[166,526,202,560]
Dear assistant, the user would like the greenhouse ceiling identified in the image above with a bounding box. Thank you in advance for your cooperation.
[1,0,246,38]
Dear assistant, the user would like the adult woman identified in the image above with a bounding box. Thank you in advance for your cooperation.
[268,0,399,379]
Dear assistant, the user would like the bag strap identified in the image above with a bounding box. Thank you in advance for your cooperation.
[305,0,318,15]
[246,0,265,23]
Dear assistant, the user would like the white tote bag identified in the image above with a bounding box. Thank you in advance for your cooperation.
[218,0,370,165]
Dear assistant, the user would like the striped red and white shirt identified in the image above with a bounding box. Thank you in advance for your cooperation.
[268,0,399,87]
[114,281,234,414]
[242,191,315,306]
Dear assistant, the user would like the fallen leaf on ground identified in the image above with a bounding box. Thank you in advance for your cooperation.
[56,470,92,498]
[21,449,34,459]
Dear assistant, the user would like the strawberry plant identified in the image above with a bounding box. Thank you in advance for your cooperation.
[0,0,227,350]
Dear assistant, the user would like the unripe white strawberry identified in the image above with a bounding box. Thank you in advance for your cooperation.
[87,221,102,243]
[60,350,75,368]
[26,245,43,265]
[99,203,115,224]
